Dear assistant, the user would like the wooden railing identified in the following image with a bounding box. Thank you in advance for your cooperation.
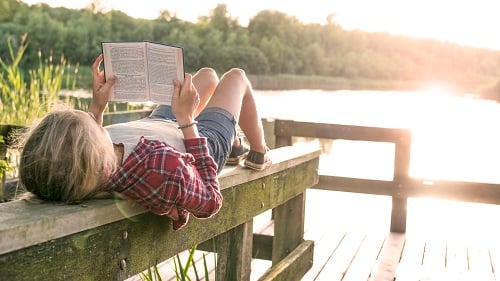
[272,119,500,233]
[0,142,320,280]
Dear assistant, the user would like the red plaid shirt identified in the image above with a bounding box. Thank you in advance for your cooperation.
[104,137,222,230]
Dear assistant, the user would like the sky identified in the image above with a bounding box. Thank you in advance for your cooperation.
[21,0,500,51]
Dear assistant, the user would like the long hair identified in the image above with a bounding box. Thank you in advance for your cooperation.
[19,108,117,203]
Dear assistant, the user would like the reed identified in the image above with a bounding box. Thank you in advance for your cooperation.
[0,34,77,125]
[141,245,215,281]
[0,136,10,202]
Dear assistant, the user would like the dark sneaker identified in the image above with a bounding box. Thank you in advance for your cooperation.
[244,149,272,171]
[227,143,249,165]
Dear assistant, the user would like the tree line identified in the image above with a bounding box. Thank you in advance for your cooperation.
[1,0,500,98]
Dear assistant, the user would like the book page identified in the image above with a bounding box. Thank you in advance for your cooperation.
[102,42,149,102]
[146,43,184,104]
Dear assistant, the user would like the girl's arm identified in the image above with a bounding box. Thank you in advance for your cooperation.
[89,54,116,126]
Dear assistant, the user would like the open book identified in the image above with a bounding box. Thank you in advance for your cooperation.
[101,41,184,105]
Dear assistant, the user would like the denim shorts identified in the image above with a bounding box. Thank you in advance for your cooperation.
[149,105,237,173]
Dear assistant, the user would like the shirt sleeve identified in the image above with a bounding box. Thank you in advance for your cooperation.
[176,137,223,218]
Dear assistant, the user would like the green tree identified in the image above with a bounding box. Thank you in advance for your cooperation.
[0,0,23,22]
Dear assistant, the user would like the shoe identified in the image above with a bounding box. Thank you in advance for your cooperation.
[227,142,249,165]
[244,149,272,171]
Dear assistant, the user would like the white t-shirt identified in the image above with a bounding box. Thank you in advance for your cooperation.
[105,118,186,162]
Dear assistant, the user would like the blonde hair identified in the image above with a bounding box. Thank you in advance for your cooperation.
[19,107,117,203]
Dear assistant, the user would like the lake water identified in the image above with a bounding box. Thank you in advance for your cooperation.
[254,89,500,239]
[255,89,500,184]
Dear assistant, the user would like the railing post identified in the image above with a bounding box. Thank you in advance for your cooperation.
[390,132,412,233]
[215,220,253,281]
[272,192,306,265]
[273,120,293,148]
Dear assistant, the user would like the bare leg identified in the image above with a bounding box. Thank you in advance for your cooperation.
[204,68,267,154]
[192,68,219,117]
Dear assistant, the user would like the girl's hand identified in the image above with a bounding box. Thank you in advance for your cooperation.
[89,54,116,124]
[171,73,200,126]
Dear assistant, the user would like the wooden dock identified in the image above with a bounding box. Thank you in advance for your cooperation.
[4,116,500,281]
[300,189,500,281]
[126,119,500,281]
[142,188,500,281]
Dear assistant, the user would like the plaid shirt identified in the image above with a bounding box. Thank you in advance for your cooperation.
[104,137,222,230]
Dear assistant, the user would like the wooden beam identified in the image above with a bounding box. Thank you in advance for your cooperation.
[314,175,394,196]
[258,240,314,281]
[275,120,410,144]
[252,234,273,261]
[316,175,500,205]
[198,233,274,261]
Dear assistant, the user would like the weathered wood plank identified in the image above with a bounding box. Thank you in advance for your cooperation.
[445,239,468,277]
[0,145,320,281]
[404,179,500,205]
[257,240,314,281]
[342,231,386,281]
[301,228,346,281]
[369,232,405,281]
[317,175,500,205]
[468,240,495,281]
[314,175,395,195]
[0,197,145,255]
[252,234,273,261]
[314,231,366,281]
[395,235,424,281]
[420,239,446,280]
[274,120,411,144]
[490,244,500,281]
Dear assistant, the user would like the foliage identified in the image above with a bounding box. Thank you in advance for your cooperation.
[1,0,500,97]
[0,135,12,202]
[0,34,78,125]
[140,245,214,281]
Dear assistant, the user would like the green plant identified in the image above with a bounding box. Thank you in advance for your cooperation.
[0,136,12,202]
[141,244,215,281]
[140,264,163,281]
[0,34,78,125]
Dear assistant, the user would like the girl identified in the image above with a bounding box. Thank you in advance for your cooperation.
[19,54,271,229]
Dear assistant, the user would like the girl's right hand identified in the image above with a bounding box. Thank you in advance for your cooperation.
[171,73,200,126]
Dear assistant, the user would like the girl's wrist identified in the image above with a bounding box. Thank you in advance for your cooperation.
[177,121,198,129]
[180,125,199,139]
[88,104,105,126]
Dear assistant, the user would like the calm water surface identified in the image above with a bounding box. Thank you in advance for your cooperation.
[255,89,500,184]
[255,89,500,239]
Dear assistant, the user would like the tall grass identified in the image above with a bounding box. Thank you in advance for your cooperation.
[0,136,11,202]
[0,34,77,125]
[141,244,216,281]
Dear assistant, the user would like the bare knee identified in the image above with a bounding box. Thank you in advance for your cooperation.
[194,67,218,84]
[222,68,247,80]
[197,67,217,77]
[193,67,219,96]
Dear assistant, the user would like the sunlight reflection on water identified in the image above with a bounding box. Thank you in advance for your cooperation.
[255,89,500,239]
[255,89,500,183]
